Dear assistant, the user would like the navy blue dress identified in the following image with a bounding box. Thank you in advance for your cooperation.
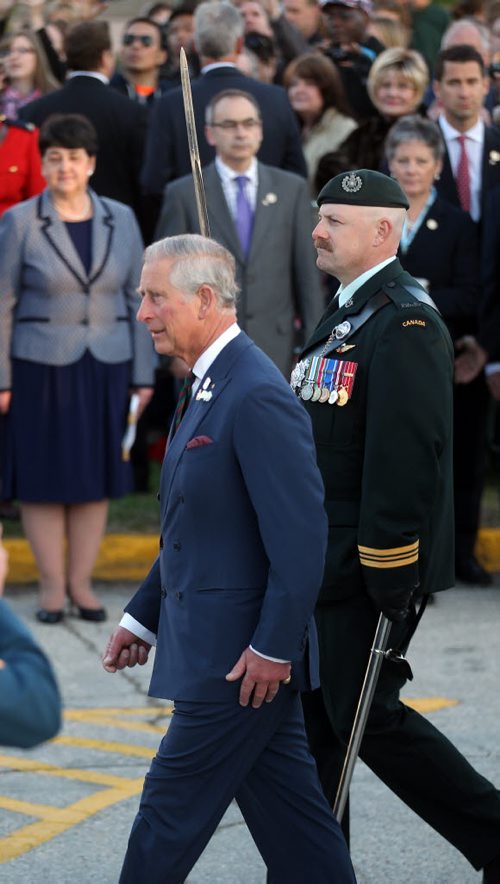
[3,219,132,503]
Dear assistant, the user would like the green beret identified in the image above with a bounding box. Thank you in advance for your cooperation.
[317,169,409,210]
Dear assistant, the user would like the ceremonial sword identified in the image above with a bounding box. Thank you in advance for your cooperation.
[180,47,211,238]
[333,613,392,821]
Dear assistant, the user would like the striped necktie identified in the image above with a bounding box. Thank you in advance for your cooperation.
[171,371,195,436]
[456,134,471,213]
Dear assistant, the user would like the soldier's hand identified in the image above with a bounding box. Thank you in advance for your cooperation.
[367,585,414,623]
[102,627,151,673]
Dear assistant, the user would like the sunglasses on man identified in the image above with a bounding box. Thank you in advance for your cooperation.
[122,33,154,47]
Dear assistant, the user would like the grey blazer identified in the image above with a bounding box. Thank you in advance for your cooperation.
[155,162,324,376]
[0,189,154,390]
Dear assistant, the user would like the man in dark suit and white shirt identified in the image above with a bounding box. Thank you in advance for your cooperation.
[20,21,148,232]
[433,44,500,586]
[140,0,307,219]
[156,89,324,376]
[102,233,355,884]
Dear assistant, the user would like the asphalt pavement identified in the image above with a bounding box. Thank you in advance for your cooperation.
[0,578,499,883]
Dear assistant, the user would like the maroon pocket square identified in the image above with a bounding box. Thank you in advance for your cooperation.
[186,435,214,449]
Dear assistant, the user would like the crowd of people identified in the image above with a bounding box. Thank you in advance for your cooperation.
[0,0,498,598]
[0,0,500,877]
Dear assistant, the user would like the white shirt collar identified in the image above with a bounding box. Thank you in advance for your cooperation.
[337,256,397,307]
[439,114,484,144]
[191,323,240,391]
[215,156,258,186]
[66,70,110,85]
[201,62,237,74]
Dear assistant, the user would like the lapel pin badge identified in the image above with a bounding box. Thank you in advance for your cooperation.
[426,218,438,230]
[262,192,277,206]
[489,150,500,165]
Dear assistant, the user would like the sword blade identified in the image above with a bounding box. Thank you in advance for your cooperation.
[180,48,210,238]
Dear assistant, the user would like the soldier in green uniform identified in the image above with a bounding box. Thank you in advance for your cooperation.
[294,169,500,881]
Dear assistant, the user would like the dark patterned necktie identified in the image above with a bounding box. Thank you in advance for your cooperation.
[171,372,195,436]
[456,134,471,213]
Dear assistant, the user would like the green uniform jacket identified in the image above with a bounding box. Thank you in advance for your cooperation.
[301,258,455,605]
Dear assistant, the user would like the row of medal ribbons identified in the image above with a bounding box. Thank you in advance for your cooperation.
[290,356,358,406]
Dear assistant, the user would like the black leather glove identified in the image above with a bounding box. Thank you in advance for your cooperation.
[367,584,417,623]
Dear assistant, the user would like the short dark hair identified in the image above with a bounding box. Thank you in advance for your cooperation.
[205,89,262,125]
[434,44,485,80]
[39,113,99,156]
[64,21,111,72]
[124,16,167,49]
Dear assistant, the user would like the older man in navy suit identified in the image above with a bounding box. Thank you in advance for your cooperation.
[103,234,355,884]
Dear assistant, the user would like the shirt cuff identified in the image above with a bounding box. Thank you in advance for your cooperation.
[120,613,157,646]
[485,362,500,376]
[249,644,289,663]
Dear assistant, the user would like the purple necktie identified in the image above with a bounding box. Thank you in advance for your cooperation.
[234,175,254,256]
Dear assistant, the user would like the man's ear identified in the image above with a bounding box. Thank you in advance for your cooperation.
[205,124,216,147]
[197,283,215,318]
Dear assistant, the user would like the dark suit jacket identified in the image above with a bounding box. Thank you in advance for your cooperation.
[140,65,307,200]
[19,75,147,223]
[155,162,324,375]
[0,598,61,748]
[397,195,480,342]
[435,122,500,222]
[479,185,500,360]
[125,332,327,701]
[301,259,454,606]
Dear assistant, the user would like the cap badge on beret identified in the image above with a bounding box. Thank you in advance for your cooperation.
[341,172,362,193]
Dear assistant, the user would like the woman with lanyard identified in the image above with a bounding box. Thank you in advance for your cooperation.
[386,114,488,588]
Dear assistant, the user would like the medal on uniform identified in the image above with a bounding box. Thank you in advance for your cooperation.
[333,320,351,340]
[290,359,308,392]
[335,361,358,406]
[300,383,314,400]
[336,388,349,406]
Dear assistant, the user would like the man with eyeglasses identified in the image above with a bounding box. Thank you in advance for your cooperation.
[111,18,172,108]
[141,0,306,232]
[156,89,323,376]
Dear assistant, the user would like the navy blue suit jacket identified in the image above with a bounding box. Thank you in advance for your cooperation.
[140,65,307,198]
[125,332,327,701]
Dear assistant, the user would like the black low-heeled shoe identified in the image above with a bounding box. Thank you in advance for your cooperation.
[74,606,107,623]
[36,609,64,625]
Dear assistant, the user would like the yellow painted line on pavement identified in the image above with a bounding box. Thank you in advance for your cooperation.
[53,735,156,758]
[0,782,143,863]
[0,754,144,788]
[64,706,173,735]
[404,697,458,713]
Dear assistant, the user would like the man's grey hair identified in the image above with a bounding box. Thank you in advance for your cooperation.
[441,18,491,56]
[385,115,445,163]
[144,235,239,308]
[194,1,244,59]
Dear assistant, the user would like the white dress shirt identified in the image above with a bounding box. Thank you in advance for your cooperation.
[215,156,258,221]
[439,115,484,222]
[337,256,397,306]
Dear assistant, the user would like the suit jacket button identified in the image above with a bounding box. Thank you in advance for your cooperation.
[173,541,181,551]
[160,588,166,598]
[178,494,184,504]
[386,281,395,288]
[175,591,183,601]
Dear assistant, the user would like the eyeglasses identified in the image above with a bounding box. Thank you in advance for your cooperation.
[210,119,261,131]
[122,34,154,47]
[6,46,36,55]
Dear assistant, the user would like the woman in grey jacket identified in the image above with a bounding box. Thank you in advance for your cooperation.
[0,114,154,624]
